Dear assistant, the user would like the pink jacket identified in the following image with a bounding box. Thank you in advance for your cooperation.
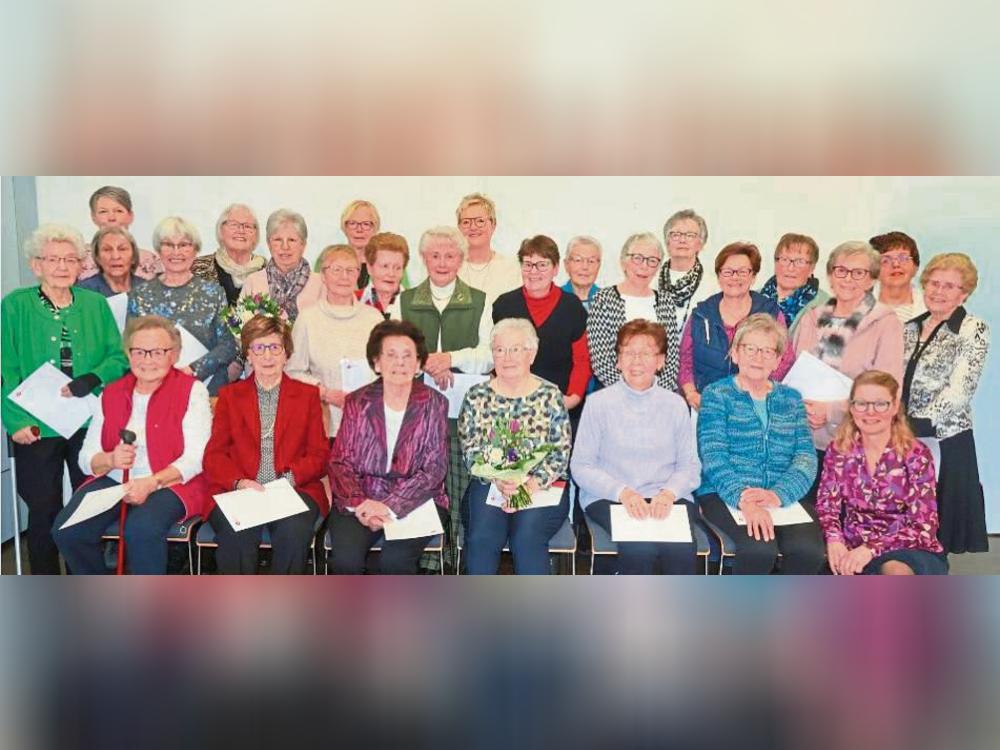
[793,301,904,449]
[239,269,326,316]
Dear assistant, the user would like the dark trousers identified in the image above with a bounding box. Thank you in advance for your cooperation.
[210,493,319,574]
[460,479,569,575]
[52,476,185,574]
[585,499,697,574]
[327,510,438,574]
[13,429,87,574]
[700,493,825,575]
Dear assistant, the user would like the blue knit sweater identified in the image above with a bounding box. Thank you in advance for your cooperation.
[696,376,817,508]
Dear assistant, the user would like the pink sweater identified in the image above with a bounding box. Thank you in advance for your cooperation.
[240,269,326,315]
[792,301,904,449]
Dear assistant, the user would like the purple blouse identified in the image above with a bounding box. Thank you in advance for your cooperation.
[816,439,943,557]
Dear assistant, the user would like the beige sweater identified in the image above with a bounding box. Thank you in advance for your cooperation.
[285,298,384,436]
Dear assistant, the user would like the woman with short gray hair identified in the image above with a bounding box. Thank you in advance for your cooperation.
[657,208,720,331]
[192,203,266,304]
[77,226,142,297]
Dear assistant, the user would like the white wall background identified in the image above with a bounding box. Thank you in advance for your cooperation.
[33,176,1000,531]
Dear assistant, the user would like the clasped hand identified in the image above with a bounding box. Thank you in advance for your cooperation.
[738,488,780,542]
[355,499,393,530]
[620,488,676,520]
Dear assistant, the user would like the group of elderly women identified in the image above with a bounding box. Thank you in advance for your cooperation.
[2,189,991,575]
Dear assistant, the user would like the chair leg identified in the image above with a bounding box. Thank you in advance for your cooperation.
[197,546,202,576]
[187,542,194,576]
[438,548,444,575]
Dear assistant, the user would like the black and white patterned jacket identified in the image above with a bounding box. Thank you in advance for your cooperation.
[586,285,679,390]
[903,307,990,439]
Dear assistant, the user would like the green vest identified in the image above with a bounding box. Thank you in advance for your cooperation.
[399,279,486,353]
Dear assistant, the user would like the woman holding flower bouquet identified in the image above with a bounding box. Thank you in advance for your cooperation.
[458,318,572,574]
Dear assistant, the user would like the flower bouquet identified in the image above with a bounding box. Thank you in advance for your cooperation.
[469,418,555,509]
[222,293,286,339]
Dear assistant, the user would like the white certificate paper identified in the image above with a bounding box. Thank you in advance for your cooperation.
[106,293,129,333]
[781,351,853,401]
[423,373,489,419]
[212,478,309,531]
[59,483,128,530]
[176,325,209,368]
[727,501,813,526]
[7,362,100,438]
[340,358,375,393]
[485,482,565,510]
[382,499,444,541]
[610,503,692,543]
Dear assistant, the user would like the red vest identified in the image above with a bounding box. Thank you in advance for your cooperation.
[98,368,211,521]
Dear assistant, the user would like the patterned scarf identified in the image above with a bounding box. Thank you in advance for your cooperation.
[760,275,819,323]
[265,258,311,321]
[214,247,265,289]
[660,258,704,311]
[813,291,877,371]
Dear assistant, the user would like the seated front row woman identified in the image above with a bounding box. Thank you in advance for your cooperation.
[697,314,826,575]
[816,370,947,575]
[326,320,450,574]
[458,318,572,575]
[203,315,329,574]
[571,319,702,574]
[53,316,212,574]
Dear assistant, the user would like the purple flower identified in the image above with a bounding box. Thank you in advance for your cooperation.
[507,448,519,462]
[489,428,495,441]
[510,419,521,434]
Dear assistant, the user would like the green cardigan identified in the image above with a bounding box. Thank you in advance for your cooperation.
[1,286,129,438]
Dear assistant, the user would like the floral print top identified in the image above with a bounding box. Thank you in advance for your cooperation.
[816,439,943,557]
[458,379,571,488]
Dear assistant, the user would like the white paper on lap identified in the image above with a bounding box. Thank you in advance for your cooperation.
[610,503,692,543]
[7,362,100,438]
[485,482,564,510]
[60,483,128,529]
[781,351,853,401]
[382,499,444,541]
[175,325,209,368]
[106,293,128,333]
[423,373,489,419]
[212,478,309,531]
[341,358,375,393]
[727,501,813,526]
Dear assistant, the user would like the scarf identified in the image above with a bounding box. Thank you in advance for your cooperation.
[760,275,819,324]
[265,258,311,321]
[214,247,265,288]
[813,291,877,371]
[660,258,704,311]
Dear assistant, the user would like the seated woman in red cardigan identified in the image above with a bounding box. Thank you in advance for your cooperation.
[53,316,212,574]
[327,320,449,574]
[203,315,329,574]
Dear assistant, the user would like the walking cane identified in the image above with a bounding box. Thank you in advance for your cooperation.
[115,429,137,575]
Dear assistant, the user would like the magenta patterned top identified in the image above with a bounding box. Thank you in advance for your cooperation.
[816,439,943,557]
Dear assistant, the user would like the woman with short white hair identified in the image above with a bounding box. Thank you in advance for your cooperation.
[192,203,266,304]
[458,317,572,574]
[2,223,129,574]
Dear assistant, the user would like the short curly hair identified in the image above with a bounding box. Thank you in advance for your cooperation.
[366,319,429,370]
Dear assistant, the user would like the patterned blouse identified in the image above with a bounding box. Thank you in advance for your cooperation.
[458,379,572,488]
[903,307,990,439]
[816,439,943,557]
[254,381,280,484]
[127,276,237,389]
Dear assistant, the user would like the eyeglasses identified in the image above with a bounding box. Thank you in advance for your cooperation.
[37,255,81,267]
[345,220,375,231]
[492,344,533,358]
[568,256,600,266]
[459,217,490,229]
[739,343,779,359]
[627,253,661,268]
[776,256,812,269]
[620,350,657,362]
[880,254,913,267]
[248,343,284,356]
[160,241,194,252]
[521,260,553,272]
[925,279,963,293]
[831,266,871,280]
[322,264,359,276]
[223,221,256,232]
[667,231,700,242]
[719,268,754,279]
[128,347,174,361]
[849,399,892,413]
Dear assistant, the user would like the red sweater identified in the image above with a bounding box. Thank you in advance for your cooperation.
[522,285,592,398]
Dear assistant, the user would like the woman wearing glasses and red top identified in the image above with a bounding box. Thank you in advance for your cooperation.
[53,316,211,574]
[587,232,679,390]
[204,315,329,574]
[816,370,947,575]
[793,241,904,456]
[679,242,794,411]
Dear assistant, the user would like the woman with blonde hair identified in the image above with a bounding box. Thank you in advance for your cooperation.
[340,199,381,288]
[816,370,947,575]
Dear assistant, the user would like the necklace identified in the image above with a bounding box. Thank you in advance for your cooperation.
[465,251,494,271]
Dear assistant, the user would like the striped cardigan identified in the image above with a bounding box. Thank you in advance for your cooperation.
[696,376,817,507]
